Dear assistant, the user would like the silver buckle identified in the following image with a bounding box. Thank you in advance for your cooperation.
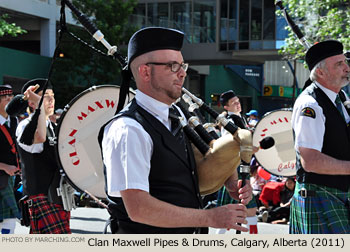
[299,188,307,198]
[27,199,33,207]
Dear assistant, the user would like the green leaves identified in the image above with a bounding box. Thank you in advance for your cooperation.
[0,14,27,37]
[51,0,137,108]
[278,0,350,61]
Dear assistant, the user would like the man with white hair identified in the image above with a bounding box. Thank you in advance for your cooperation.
[290,40,350,234]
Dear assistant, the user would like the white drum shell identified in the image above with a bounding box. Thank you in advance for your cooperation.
[56,85,134,198]
[252,109,296,177]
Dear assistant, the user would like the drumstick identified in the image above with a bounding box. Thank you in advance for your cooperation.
[84,190,109,209]
[23,84,40,100]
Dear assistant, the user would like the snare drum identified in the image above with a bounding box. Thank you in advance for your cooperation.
[55,85,135,198]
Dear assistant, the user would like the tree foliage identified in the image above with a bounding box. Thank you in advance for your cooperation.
[0,14,26,37]
[51,0,137,108]
[277,0,350,61]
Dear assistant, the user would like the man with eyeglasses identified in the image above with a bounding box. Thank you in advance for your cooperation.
[100,27,252,234]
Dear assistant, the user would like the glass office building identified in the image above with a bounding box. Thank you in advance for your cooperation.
[130,0,288,51]
[129,0,299,114]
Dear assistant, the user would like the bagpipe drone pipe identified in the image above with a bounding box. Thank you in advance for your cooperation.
[276,0,350,114]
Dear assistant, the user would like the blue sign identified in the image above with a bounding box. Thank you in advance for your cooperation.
[225,65,264,93]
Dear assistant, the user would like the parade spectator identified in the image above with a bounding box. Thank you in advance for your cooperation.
[246,109,259,128]
[250,164,266,208]
[259,178,295,224]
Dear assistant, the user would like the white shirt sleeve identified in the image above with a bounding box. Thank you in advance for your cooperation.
[102,116,153,197]
[16,118,44,153]
[292,95,325,152]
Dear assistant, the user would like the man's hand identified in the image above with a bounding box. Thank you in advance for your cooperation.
[208,204,248,232]
[225,179,253,205]
[24,84,40,105]
[2,165,20,176]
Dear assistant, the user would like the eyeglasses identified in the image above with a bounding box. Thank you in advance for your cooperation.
[146,62,189,73]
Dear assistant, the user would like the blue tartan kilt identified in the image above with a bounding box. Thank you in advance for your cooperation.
[0,177,20,221]
[289,182,350,234]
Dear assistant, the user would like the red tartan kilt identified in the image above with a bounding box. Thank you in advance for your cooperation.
[28,194,71,234]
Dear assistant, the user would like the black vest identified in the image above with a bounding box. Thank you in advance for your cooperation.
[295,83,350,191]
[17,121,61,197]
[227,113,247,129]
[100,100,203,233]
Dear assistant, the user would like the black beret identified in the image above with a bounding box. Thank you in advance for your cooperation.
[127,27,184,67]
[0,84,13,96]
[220,90,236,106]
[305,40,344,71]
[21,78,53,94]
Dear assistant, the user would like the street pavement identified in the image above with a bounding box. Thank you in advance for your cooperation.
[14,207,289,234]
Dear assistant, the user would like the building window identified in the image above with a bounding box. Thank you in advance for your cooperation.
[170,2,192,42]
[251,0,262,40]
[263,0,275,40]
[220,0,277,51]
[130,0,216,44]
[147,2,169,27]
[239,0,249,41]
[192,0,216,43]
[130,4,146,28]
[220,0,237,50]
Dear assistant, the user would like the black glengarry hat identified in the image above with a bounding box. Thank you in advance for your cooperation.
[305,40,344,71]
[127,27,184,67]
[220,90,236,106]
[21,78,52,94]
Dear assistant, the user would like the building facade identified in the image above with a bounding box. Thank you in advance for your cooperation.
[0,0,77,93]
[130,0,308,116]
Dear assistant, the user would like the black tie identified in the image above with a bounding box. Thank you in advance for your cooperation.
[335,95,345,121]
[168,106,188,154]
[169,106,182,136]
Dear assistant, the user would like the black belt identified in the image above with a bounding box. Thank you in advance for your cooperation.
[298,188,316,198]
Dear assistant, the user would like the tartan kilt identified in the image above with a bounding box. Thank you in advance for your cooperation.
[216,186,257,209]
[289,182,350,234]
[0,177,20,221]
[28,194,71,234]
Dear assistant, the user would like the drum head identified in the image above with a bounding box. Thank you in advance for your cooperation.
[56,85,135,198]
[252,108,296,177]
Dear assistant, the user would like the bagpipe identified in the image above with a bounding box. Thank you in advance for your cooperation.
[177,88,276,195]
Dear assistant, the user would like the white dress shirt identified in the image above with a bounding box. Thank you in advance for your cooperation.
[0,114,11,127]
[292,81,350,152]
[16,116,54,153]
[102,90,184,197]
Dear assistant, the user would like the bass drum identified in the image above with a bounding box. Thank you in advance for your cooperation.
[55,85,135,199]
[252,108,296,177]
